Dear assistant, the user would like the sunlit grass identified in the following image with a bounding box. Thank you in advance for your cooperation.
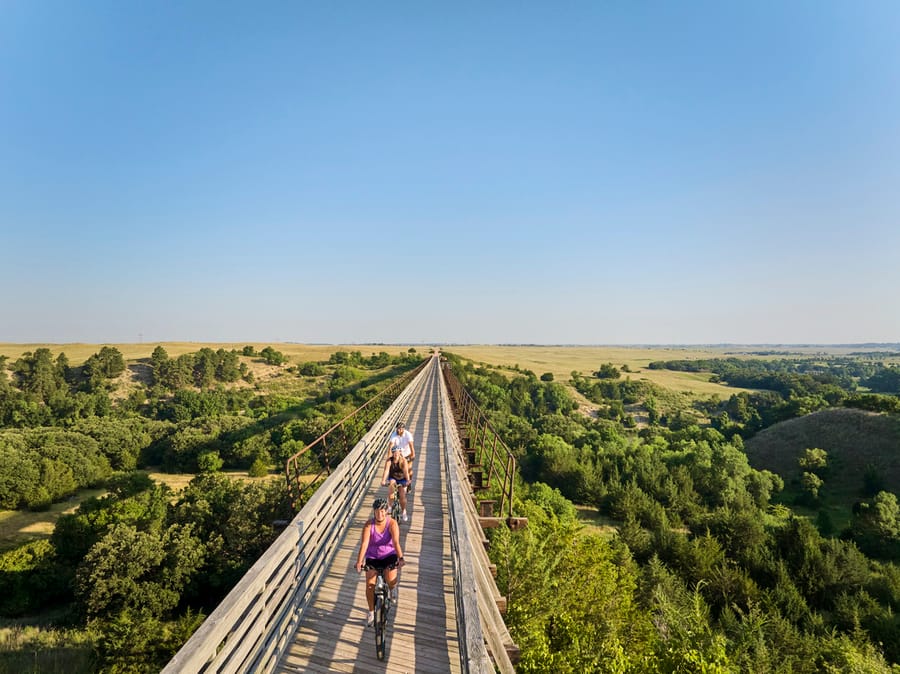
[0,489,105,553]
[445,345,756,396]
[574,505,619,538]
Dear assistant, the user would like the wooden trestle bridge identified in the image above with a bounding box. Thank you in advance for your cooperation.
[163,352,522,673]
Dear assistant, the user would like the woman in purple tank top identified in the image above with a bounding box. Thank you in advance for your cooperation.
[355,498,406,625]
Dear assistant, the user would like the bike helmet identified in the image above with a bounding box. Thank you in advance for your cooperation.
[373,498,389,511]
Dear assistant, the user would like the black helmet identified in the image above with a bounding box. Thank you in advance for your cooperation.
[373,498,388,511]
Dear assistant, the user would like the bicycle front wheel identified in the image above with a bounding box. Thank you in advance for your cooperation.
[374,594,386,660]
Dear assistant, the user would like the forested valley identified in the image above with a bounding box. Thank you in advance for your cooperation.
[3,344,900,673]
[441,350,900,672]
[0,345,421,673]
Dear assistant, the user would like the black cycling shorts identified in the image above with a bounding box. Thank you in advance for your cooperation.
[365,553,399,571]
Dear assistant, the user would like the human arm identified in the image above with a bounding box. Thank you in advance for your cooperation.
[381,458,391,486]
[402,457,411,482]
[389,520,405,567]
[355,522,371,572]
[406,432,415,462]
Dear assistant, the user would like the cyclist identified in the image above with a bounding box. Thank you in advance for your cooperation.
[381,447,411,522]
[386,421,416,492]
[355,498,405,625]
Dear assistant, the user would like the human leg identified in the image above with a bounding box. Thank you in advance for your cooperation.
[385,565,398,591]
[365,567,377,611]
[387,480,396,508]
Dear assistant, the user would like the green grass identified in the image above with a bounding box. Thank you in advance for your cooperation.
[0,623,95,674]
[0,490,105,553]
[574,505,619,538]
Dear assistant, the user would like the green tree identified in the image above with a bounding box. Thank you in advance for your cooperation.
[798,447,828,474]
[197,450,223,473]
[260,346,286,365]
[14,348,66,403]
[492,501,654,671]
[595,363,621,379]
[74,522,205,620]
[248,457,269,478]
[801,471,824,501]
[853,491,900,557]
[169,474,288,601]
[83,346,126,385]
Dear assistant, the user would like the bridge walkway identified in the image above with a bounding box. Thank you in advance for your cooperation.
[274,360,461,672]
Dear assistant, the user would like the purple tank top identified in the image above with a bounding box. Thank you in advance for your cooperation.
[366,520,395,559]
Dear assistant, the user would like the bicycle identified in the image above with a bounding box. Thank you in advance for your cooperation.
[390,496,402,525]
[364,562,398,660]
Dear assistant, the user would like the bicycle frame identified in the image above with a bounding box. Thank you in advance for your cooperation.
[390,496,402,525]
[387,479,409,524]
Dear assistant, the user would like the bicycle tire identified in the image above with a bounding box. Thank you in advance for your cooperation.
[374,593,386,660]
[391,500,401,525]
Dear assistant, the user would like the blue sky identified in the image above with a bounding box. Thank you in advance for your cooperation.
[2,1,898,345]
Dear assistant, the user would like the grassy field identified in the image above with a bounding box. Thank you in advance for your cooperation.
[443,344,755,396]
[0,490,105,553]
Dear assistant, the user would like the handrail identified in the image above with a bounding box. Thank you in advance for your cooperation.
[285,358,428,510]
[163,355,518,673]
[441,363,517,522]
[438,362,518,673]
[163,361,433,674]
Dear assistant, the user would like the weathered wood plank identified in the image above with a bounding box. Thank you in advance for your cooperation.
[273,363,462,673]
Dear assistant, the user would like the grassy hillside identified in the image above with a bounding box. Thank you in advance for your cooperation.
[745,408,900,520]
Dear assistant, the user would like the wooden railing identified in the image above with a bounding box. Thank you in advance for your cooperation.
[162,362,431,674]
[442,362,520,525]
[284,358,428,510]
[437,362,519,673]
[162,354,519,674]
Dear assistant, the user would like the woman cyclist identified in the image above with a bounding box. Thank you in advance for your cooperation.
[355,498,406,626]
[381,447,411,522]
[386,421,415,493]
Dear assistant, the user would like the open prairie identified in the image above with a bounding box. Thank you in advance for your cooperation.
[443,344,759,395]
[3,341,889,398]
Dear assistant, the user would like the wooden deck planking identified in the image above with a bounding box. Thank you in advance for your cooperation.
[275,368,462,674]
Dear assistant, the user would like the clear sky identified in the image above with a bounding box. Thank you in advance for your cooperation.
[2,1,898,345]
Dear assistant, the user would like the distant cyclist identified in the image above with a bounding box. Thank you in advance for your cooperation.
[386,421,416,491]
[381,447,411,522]
[355,498,405,625]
